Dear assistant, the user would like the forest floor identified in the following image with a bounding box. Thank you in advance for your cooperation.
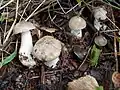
[0,0,120,90]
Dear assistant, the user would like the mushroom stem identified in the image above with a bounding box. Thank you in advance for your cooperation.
[71,29,82,38]
[45,57,59,68]
[94,19,102,31]
[20,31,33,55]
[19,31,36,67]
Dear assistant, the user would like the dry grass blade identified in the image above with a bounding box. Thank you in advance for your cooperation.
[0,0,14,10]
[25,0,46,21]
[56,0,81,14]
[3,0,19,44]
[19,0,32,22]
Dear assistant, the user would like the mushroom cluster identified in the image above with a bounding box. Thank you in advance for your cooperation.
[32,36,62,68]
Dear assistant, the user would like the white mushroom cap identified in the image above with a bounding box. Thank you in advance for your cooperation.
[32,36,62,62]
[94,35,107,46]
[13,21,36,34]
[93,7,107,20]
[69,16,86,30]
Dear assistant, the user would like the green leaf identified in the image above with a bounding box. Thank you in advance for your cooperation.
[76,0,81,6]
[0,50,17,67]
[117,37,120,42]
[90,44,101,67]
[0,14,5,22]
[96,86,104,90]
[76,0,81,3]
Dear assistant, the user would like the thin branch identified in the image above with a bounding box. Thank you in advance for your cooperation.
[56,0,81,14]
[111,8,119,72]
[3,0,19,44]
[0,0,14,10]
[25,0,46,21]
[19,0,32,22]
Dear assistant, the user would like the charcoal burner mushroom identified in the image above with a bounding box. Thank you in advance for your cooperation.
[69,16,86,38]
[13,21,36,67]
[32,36,62,68]
[94,35,107,46]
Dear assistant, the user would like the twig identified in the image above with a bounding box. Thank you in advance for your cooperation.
[0,0,14,10]
[111,9,118,72]
[100,29,118,33]
[41,65,45,84]
[33,2,57,16]
[48,2,62,29]
[25,0,46,21]
[0,32,2,46]
[114,32,118,71]
[78,46,91,70]
[3,0,19,44]
[107,17,120,30]
[19,0,32,22]
[102,52,120,56]
[56,0,81,14]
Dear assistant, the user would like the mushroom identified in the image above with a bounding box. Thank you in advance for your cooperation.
[68,75,99,90]
[94,35,107,46]
[13,21,36,67]
[69,16,86,38]
[93,7,107,31]
[112,71,120,88]
[93,7,107,20]
[32,36,62,68]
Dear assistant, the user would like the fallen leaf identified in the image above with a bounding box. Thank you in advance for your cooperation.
[40,27,57,33]
[96,86,104,90]
[0,50,17,68]
[90,44,101,67]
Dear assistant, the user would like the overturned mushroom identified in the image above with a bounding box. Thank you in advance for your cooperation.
[93,7,107,31]
[13,21,36,67]
[69,16,86,38]
[68,75,99,90]
[32,36,62,68]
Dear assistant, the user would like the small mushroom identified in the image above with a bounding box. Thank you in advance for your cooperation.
[32,36,62,68]
[94,35,107,46]
[93,7,107,31]
[13,21,36,67]
[93,7,107,20]
[68,75,99,90]
[112,71,120,88]
[69,16,86,38]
